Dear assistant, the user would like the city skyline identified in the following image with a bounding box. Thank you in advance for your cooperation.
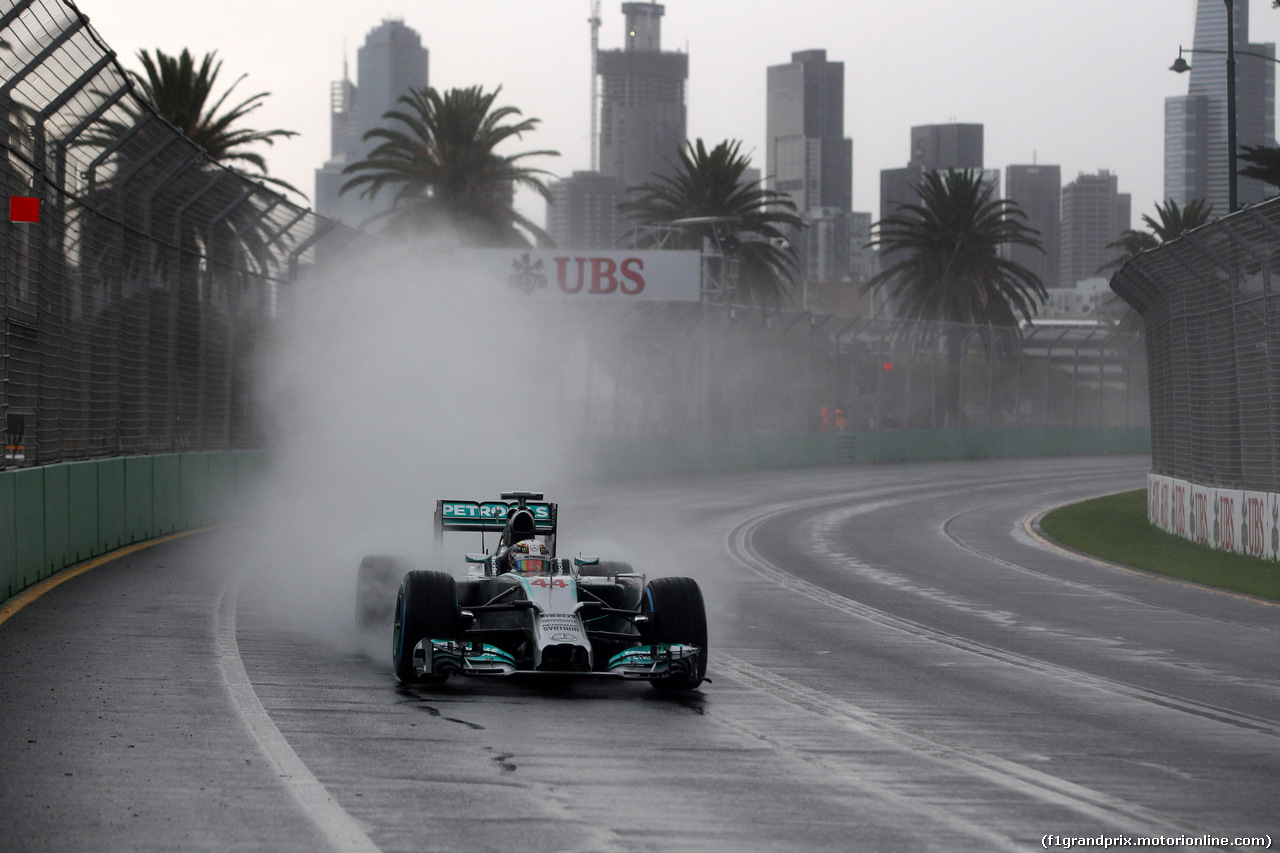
[75,1,1280,230]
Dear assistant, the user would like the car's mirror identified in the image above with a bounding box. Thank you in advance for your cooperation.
[465,553,489,564]
[574,555,600,566]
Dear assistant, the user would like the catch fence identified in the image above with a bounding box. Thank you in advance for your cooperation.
[571,303,1147,437]
[1111,194,1280,492]
[2,0,1148,473]
[1,0,369,467]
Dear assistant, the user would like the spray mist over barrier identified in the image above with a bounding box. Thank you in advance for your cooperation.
[230,241,591,643]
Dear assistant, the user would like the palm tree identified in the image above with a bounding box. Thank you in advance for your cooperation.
[1238,144,1280,194]
[619,139,803,306]
[77,46,301,280]
[865,168,1045,426]
[341,85,557,246]
[75,48,300,446]
[1101,198,1214,273]
[1100,198,1214,331]
[866,169,1045,327]
[129,48,299,194]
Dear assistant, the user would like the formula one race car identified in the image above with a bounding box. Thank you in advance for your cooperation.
[355,491,707,690]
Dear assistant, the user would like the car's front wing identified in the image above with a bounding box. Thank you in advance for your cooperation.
[412,639,701,680]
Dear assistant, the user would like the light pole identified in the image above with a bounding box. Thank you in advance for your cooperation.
[1225,0,1237,213]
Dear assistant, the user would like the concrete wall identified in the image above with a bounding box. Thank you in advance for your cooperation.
[2,430,1150,601]
[1,451,263,601]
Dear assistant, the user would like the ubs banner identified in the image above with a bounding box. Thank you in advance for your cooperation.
[1148,473,1280,560]
[457,249,702,302]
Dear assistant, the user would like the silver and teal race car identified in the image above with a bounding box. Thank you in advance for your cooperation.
[355,491,707,690]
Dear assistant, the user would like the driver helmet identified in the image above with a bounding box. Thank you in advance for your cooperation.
[509,539,549,575]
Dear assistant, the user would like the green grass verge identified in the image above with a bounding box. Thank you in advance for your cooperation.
[1039,489,1280,602]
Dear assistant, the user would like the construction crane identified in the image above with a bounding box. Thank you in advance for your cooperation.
[589,0,601,172]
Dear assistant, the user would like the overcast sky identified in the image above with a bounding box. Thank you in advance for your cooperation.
[72,0,1280,227]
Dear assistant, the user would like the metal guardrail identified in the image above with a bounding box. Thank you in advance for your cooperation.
[1112,194,1280,492]
[1,0,368,466]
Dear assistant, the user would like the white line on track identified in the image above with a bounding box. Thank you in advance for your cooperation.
[720,501,1242,844]
[216,573,383,853]
[731,503,1280,738]
[715,653,1195,842]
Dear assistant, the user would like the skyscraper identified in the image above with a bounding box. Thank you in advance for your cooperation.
[909,123,983,172]
[1164,0,1276,213]
[1060,171,1130,287]
[545,171,627,249]
[597,3,688,192]
[1005,164,1061,290]
[766,49,852,214]
[880,123,984,226]
[767,49,856,285]
[315,19,429,230]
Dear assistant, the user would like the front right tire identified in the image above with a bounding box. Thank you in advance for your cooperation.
[392,570,460,685]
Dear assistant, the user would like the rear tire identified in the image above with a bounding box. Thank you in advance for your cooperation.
[642,576,707,690]
[356,555,413,631]
[392,571,460,685]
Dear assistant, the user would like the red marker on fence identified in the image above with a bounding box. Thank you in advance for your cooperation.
[9,197,40,223]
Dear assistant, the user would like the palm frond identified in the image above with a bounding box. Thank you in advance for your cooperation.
[339,84,558,246]
[620,139,802,306]
[866,169,1046,329]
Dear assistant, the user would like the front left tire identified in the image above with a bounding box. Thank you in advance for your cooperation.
[642,576,708,690]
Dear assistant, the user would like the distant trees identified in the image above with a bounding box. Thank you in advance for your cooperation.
[341,85,558,246]
[620,139,803,307]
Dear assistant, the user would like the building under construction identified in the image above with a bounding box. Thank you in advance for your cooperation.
[597,3,688,192]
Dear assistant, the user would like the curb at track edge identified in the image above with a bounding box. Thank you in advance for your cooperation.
[1024,500,1280,610]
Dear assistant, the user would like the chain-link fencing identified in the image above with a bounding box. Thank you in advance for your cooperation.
[567,302,1147,438]
[3,0,1148,473]
[1111,194,1280,493]
[1,0,371,467]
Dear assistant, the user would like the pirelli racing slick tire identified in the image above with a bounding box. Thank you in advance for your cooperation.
[642,576,708,690]
[393,571,461,685]
[356,555,413,631]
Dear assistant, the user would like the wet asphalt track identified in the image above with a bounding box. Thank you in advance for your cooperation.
[2,457,1279,852]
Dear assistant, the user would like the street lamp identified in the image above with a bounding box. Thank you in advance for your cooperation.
[1171,43,1280,215]
[1168,0,1239,211]
[1163,0,1280,212]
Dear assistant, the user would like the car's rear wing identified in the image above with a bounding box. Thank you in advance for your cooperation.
[434,495,558,556]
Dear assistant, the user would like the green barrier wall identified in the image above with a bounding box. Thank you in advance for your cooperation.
[3,430,1147,602]
[1,451,264,602]
[589,427,1150,479]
